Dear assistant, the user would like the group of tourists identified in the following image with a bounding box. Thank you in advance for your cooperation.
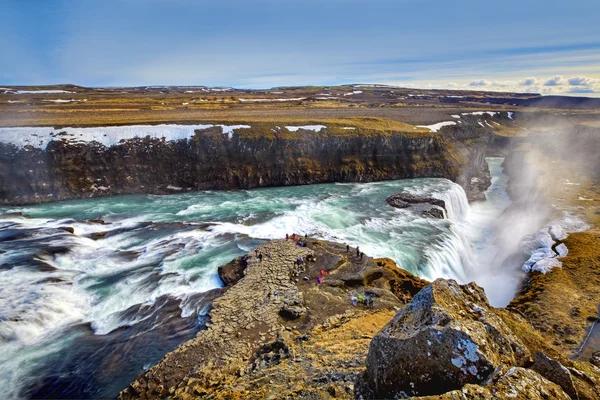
[346,243,365,260]
[286,232,309,247]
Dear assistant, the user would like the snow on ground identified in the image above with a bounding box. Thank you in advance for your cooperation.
[0,124,253,150]
[478,122,485,127]
[216,125,251,139]
[6,90,74,94]
[343,127,356,130]
[416,121,456,132]
[42,99,80,103]
[239,98,306,102]
[507,112,514,119]
[461,111,498,117]
[521,212,589,274]
[353,84,396,88]
[285,125,326,132]
[451,115,461,119]
[7,100,22,103]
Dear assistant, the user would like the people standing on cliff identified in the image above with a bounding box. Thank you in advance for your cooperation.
[356,246,360,257]
[286,233,289,240]
[360,252,364,260]
[258,252,263,262]
[346,244,349,253]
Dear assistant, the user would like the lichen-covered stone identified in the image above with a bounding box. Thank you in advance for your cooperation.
[364,279,530,398]
[531,351,576,397]
[411,368,569,400]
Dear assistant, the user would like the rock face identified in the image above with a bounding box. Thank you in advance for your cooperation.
[0,127,464,205]
[364,279,530,398]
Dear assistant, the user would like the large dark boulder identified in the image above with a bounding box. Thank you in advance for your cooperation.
[386,192,446,211]
[218,257,247,286]
[364,279,530,398]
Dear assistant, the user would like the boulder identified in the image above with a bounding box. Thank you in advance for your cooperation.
[591,350,600,368]
[386,192,446,210]
[422,207,445,219]
[531,352,576,397]
[490,367,570,400]
[218,257,247,286]
[364,279,530,398]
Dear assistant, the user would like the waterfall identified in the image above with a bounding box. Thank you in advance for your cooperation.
[432,181,471,222]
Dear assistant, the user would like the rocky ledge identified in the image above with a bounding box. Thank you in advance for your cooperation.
[386,192,447,219]
[120,238,427,399]
[120,238,600,399]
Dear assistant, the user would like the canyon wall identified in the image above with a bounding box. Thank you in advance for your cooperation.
[0,119,508,205]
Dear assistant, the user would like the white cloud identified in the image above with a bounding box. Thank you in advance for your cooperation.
[519,77,538,86]
[567,76,596,86]
[491,80,516,88]
[468,79,490,87]
[543,75,565,86]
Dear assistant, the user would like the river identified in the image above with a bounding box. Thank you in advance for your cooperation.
[0,158,513,399]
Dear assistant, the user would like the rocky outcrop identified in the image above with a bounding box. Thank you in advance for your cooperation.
[217,256,247,287]
[364,279,530,398]
[361,276,600,399]
[386,192,447,219]
[412,367,570,400]
[386,192,446,210]
[120,239,427,399]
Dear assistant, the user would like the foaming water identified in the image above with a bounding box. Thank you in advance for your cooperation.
[0,168,511,398]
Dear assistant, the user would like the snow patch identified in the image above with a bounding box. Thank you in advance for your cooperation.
[285,125,326,132]
[8,89,74,94]
[521,212,589,274]
[42,99,79,103]
[451,115,461,119]
[416,121,456,132]
[0,124,252,150]
[461,111,498,117]
[217,124,251,139]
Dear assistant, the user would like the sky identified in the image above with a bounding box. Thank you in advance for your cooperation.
[1,0,599,96]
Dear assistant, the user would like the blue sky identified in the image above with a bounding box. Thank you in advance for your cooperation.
[1,0,599,96]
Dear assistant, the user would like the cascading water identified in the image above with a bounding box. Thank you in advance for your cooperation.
[0,161,516,399]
